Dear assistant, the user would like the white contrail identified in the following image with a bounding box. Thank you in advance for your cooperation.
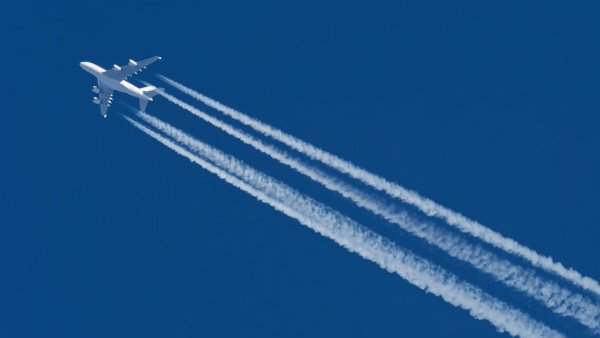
[157,74,600,298]
[133,107,600,331]
[123,114,565,338]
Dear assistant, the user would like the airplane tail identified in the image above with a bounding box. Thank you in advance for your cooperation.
[141,85,161,99]
[139,85,163,111]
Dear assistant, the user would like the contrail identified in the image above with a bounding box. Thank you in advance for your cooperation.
[157,74,600,298]
[133,107,600,331]
[123,113,565,338]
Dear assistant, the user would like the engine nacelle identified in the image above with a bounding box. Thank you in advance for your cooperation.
[92,86,100,93]
[93,97,101,104]
[113,64,121,71]
[128,59,137,66]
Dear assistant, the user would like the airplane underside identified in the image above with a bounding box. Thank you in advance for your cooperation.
[80,56,162,117]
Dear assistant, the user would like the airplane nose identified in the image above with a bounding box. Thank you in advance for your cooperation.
[80,62,92,70]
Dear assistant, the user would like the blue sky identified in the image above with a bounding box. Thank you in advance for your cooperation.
[2,1,600,337]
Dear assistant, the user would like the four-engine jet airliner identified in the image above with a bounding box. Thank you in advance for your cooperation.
[80,56,162,117]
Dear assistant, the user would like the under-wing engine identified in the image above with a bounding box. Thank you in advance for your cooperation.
[129,59,137,66]
[92,97,101,104]
[92,86,100,93]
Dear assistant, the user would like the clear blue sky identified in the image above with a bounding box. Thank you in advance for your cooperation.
[2,1,599,337]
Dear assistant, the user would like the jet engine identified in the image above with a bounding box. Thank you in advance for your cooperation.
[92,86,100,93]
[129,59,137,66]
[93,97,101,104]
[112,64,121,71]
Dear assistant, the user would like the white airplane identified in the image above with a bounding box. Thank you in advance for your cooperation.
[80,56,162,117]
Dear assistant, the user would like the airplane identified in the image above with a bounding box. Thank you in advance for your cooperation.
[80,56,162,118]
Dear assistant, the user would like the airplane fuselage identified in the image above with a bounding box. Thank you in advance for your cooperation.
[79,62,152,101]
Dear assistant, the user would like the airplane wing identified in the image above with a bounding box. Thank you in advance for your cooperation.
[97,81,114,118]
[103,56,162,81]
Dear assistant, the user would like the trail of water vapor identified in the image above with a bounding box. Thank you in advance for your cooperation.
[157,74,600,298]
[123,113,565,338]
[131,103,600,331]
[136,104,600,331]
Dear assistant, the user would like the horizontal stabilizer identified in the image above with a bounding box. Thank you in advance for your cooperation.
[140,98,149,112]
[141,85,162,99]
